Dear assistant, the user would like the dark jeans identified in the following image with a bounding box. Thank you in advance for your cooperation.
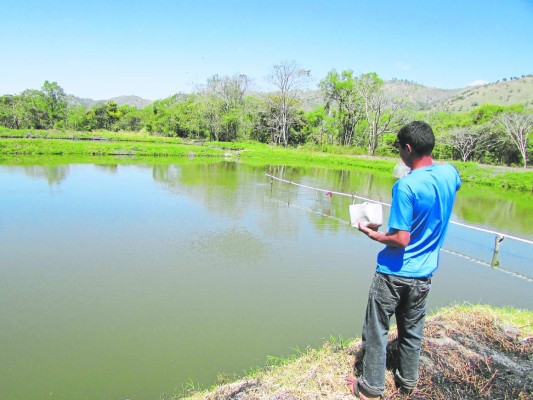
[359,272,431,397]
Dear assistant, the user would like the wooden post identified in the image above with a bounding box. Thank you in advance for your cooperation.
[491,235,505,268]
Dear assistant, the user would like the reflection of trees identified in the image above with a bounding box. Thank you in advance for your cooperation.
[265,167,395,232]
[180,162,239,188]
[153,164,181,185]
[306,169,393,232]
[94,164,118,174]
[454,188,533,235]
[268,165,394,201]
[21,165,69,185]
[148,161,533,239]
[151,162,250,218]
[153,162,240,190]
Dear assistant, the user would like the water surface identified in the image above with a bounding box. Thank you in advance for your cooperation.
[0,161,531,400]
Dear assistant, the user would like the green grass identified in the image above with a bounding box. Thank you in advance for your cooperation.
[0,127,186,143]
[453,161,533,191]
[0,138,223,157]
[1,128,532,192]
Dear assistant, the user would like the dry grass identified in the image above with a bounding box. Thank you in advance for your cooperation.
[183,339,355,400]
[394,306,532,399]
[179,306,532,400]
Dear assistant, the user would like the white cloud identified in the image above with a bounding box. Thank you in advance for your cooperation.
[467,79,488,87]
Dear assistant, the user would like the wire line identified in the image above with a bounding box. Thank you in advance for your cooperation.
[266,173,533,246]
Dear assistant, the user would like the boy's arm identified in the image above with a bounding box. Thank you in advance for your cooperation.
[358,223,410,248]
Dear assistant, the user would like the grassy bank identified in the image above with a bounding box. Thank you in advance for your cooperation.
[1,128,532,192]
[175,305,532,400]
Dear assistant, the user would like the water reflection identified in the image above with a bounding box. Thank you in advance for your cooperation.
[6,164,70,184]
[454,186,533,235]
[9,161,531,238]
[94,164,119,174]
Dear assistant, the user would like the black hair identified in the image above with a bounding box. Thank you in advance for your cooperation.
[397,121,435,156]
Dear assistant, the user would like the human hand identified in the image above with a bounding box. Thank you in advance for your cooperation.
[358,222,381,242]
[358,222,379,234]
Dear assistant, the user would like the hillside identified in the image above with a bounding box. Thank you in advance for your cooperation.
[383,75,533,112]
[65,75,533,112]
[66,94,153,109]
[108,95,154,108]
[383,79,460,110]
[433,76,533,112]
[301,75,533,113]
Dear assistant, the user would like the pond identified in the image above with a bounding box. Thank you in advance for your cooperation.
[0,160,531,400]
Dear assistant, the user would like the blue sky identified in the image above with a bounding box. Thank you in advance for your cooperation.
[1,0,532,100]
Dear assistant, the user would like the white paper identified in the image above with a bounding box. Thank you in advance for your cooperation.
[349,202,383,228]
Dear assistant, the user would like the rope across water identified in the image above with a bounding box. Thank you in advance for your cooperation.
[266,178,533,282]
[266,173,533,246]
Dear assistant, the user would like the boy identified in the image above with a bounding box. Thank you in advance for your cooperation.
[348,121,461,399]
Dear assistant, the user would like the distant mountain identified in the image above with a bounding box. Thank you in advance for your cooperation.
[383,79,461,111]
[427,76,533,112]
[382,75,533,112]
[65,75,533,113]
[66,95,153,109]
[108,95,154,108]
[299,75,533,112]
[65,95,100,108]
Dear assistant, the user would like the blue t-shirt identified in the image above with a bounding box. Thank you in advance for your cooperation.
[376,164,461,278]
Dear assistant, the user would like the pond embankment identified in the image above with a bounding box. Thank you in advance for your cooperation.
[1,129,532,192]
[179,305,532,400]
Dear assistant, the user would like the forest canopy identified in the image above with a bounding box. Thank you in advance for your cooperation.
[1,65,532,168]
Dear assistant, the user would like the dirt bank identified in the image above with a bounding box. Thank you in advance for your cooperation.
[181,306,532,399]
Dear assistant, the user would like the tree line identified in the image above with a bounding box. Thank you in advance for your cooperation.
[1,61,531,168]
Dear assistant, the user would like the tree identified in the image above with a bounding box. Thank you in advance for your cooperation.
[196,74,252,141]
[85,102,121,131]
[471,104,506,125]
[497,113,532,169]
[0,95,17,128]
[66,105,89,131]
[266,60,310,147]
[301,106,333,146]
[355,72,404,155]
[320,70,363,146]
[113,105,143,132]
[144,94,204,138]
[40,81,67,128]
[443,127,486,162]
[105,101,122,129]
[245,96,271,143]
[217,74,250,111]
[169,95,204,138]
[14,90,48,129]
[197,89,223,141]
[218,74,252,141]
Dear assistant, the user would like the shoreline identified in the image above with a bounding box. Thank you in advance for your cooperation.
[1,130,532,193]
[176,305,532,400]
